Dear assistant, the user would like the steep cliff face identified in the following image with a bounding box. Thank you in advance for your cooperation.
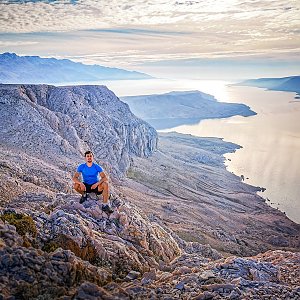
[0,84,157,200]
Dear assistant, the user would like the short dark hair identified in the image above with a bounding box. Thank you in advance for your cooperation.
[84,150,93,157]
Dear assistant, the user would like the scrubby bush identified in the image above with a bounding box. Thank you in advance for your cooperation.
[0,212,37,237]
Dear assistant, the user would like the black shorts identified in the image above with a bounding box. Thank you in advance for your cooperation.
[84,183,103,195]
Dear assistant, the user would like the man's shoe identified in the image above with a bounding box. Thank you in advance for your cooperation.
[102,204,114,214]
[79,193,88,204]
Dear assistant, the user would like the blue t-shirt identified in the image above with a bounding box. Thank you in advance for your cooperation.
[77,163,103,185]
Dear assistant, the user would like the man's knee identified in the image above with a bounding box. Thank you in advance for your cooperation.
[74,183,83,191]
[99,181,108,190]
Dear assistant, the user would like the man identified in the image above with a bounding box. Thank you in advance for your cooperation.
[73,150,113,213]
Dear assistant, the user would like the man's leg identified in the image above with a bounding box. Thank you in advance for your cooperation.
[98,181,113,213]
[98,181,109,204]
[74,183,88,203]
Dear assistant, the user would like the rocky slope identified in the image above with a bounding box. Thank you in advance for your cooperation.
[0,84,157,203]
[121,133,300,257]
[0,193,299,299]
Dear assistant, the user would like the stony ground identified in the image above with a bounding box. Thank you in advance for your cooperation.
[0,193,299,299]
[1,132,299,299]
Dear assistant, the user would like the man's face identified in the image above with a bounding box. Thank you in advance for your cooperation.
[85,153,93,163]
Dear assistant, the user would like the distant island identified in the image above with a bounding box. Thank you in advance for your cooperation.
[122,90,256,129]
[0,52,152,84]
[236,76,300,97]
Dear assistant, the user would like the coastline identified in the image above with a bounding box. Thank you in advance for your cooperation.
[157,85,300,224]
[120,132,300,256]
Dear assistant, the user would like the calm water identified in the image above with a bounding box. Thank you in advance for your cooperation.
[61,79,300,223]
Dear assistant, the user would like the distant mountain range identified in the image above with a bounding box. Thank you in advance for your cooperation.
[0,52,152,84]
[237,76,300,96]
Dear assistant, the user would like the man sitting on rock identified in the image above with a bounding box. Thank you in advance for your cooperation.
[73,150,113,213]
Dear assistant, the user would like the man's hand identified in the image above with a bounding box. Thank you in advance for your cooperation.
[91,182,99,190]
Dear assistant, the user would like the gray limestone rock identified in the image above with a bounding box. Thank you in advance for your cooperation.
[0,84,157,202]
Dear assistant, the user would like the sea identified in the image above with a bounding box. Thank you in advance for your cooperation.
[60,79,300,223]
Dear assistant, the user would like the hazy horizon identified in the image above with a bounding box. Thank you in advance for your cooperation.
[1,0,299,80]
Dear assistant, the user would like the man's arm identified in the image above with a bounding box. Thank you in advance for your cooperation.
[91,171,108,189]
[73,171,85,192]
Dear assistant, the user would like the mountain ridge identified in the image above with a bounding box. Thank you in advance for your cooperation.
[0,52,152,84]
[0,83,157,202]
[236,76,300,96]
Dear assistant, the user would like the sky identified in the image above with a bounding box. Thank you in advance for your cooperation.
[0,0,300,80]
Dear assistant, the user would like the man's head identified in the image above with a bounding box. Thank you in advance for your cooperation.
[84,150,94,163]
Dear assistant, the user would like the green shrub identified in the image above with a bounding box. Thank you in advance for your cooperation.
[0,212,37,237]
[42,240,60,253]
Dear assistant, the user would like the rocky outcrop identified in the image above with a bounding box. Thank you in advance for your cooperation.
[0,193,182,299]
[118,250,300,299]
[2,193,181,274]
[0,193,299,299]
[0,84,157,201]
[0,222,112,299]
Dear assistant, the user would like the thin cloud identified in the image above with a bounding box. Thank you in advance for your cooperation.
[0,0,299,76]
[84,28,190,37]
[0,40,39,47]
